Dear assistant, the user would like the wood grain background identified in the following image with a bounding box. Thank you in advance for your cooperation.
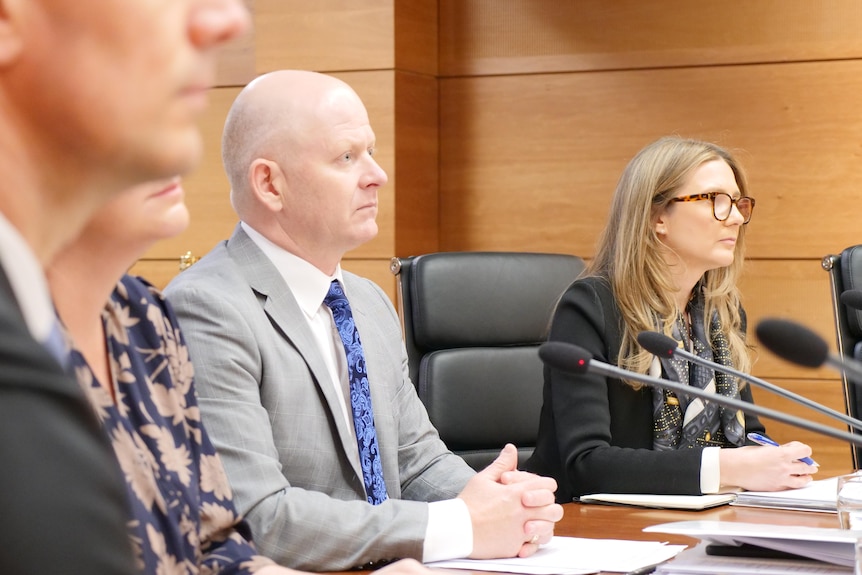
[130,0,862,477]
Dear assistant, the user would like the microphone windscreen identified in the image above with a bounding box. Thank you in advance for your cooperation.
[755,318,829,368]
[538,341,592,374]
[637,331,677,357]
[841,289,862,311]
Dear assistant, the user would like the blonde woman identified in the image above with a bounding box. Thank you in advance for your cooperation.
[526,136,816,500]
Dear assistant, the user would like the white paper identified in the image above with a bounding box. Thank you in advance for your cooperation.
[732,477,839,513]
[644,520,862,567]
[426,536,686,574]
[655,542,853,574]
[579,492,736,510]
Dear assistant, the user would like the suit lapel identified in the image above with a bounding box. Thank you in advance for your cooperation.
[0,264,25,325]
[225,226,364,480]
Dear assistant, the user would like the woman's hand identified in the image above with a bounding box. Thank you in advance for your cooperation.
[719,442,818,492]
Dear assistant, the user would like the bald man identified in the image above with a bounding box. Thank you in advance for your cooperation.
[0,1,250,573]
[165,70,564,571]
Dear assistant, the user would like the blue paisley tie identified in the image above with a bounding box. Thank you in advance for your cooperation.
[324,280,388,504]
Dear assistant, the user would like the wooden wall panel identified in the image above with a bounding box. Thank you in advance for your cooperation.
[142,88,241,261]
[215,0,256,86]
[439,60,862,258]
[742,260,838,380]
[254,0,438,75]
[254,0,394,73]
[394,71,439,256]
[440,0,862,76]
[342,259,397,303]
[394,0,437,75]
[132,257,397,303]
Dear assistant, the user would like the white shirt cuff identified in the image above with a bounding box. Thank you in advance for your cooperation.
[422,498,474,563]
[700,447,721,494]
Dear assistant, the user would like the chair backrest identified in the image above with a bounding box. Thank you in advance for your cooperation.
[823,244,862,467]
[390,251,585,470]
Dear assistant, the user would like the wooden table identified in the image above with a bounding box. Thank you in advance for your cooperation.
[556,500,839,544]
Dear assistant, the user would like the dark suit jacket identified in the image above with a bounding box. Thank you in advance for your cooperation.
[526,276,765,500]
[0,264,135,574]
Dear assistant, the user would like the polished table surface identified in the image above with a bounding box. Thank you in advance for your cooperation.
[557,500,840,543]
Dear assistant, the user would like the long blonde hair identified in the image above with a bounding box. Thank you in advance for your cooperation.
[587,136,752,385]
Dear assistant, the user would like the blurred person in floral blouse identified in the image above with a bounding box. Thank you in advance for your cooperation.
[48,178,433,575]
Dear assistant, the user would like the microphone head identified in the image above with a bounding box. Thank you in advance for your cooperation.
[755,318,829,368]
[538,341,592,374]
[637,331,677,358]
[841,289,862,311]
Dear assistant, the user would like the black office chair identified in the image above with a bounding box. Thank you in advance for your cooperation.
[390,251,585,470]
[823,244,862,467]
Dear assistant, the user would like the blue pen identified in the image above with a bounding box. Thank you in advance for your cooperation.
[746,432,818,466]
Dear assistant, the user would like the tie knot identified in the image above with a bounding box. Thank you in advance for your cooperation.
[323,280,349,310]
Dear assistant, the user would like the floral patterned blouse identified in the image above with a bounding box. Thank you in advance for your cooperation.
[71,275,276,575]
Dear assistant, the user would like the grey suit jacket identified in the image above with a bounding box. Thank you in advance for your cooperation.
[165,224,475,571]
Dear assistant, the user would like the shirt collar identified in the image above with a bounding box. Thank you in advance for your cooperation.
[240,221,344,319]
[0,211,54,340]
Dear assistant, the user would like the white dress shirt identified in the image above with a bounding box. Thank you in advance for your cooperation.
[240,222,473,562]
[0,212,54,341]
[701,447,722,493]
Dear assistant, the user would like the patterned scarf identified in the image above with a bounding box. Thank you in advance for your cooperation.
[652,290,746,450]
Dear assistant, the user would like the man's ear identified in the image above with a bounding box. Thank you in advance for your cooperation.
[0,0,24,66]
[248,158,286,213]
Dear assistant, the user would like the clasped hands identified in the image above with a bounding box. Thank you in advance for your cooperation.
[458,443,564,559]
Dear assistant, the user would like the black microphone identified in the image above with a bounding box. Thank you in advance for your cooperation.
[840,289,862,311]
[755,318,862,383]
[637,330,862,431]
[538,341,862,447]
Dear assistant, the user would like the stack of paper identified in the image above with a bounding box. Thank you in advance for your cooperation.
[654,542,853,574]
[732,476,838,513]
[644,520,860,567]
[426,536,686,574]
[579,492,736,510]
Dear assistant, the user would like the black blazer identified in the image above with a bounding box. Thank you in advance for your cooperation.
[0,265,135,574]
[526,276,765,501]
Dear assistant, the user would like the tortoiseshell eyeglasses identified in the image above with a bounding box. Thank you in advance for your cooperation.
[670,192,755,224]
